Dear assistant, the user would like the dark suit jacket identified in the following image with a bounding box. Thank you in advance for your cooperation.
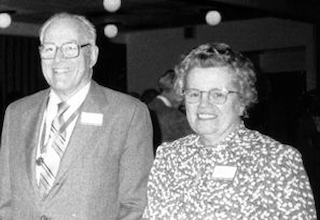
[148,97,192,152]
[0,81,153,220]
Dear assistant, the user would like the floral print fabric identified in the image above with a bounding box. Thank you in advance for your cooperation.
[143,123,317,219]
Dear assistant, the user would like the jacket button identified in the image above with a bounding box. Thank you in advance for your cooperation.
[40,215,49,220]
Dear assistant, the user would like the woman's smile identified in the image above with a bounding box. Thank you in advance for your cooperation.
[197,113,217,120]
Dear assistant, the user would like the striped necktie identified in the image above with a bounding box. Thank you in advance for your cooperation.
[38,102,69,196]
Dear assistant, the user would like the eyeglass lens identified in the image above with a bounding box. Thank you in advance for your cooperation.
[40,42,80,59]
[185,89,232,104]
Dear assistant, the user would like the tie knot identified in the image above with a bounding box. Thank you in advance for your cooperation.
[57,102,68,114]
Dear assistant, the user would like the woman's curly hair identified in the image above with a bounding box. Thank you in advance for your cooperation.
[174,42,258,116]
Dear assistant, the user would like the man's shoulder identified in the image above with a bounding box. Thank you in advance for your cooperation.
[149,99,184,119]
[96,84,145,109]
[148,97,169,111]
[8,89,48,111]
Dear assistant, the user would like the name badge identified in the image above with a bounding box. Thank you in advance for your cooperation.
[80,112,103,126]
[211,165,238,180]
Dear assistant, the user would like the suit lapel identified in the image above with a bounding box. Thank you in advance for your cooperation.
[54,82,107,183]
[24,90,49,198]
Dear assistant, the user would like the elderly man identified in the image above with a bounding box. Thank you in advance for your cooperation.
[0,13,153,220]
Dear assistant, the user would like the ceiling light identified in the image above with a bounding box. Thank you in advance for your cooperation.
[0,13,12,28]
[104,24,118,38]
[205,10,221,26]
[103,0,121,13]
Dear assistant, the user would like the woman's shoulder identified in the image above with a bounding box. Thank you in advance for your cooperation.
[243,127,302,159]
[155,134,198,156]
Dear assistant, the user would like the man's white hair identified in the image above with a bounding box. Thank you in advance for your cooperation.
[39,12,96,45]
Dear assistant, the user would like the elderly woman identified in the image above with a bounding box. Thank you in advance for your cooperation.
[143,43,317,219]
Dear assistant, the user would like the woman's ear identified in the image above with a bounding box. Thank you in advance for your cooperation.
[238,102,246,117]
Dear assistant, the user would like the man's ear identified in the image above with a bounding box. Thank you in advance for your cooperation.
[90,45,99,68]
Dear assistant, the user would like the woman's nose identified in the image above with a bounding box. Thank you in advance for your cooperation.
[198,91,211,107]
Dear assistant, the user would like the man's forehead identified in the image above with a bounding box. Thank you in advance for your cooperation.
[43,19,82,43]
[46,18,80,33]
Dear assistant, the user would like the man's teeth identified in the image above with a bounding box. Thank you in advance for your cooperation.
[198,113,216,119]
[54,69,67,73]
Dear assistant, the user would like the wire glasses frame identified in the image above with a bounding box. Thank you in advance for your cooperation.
[39,42,91,59]
[183,88,240,104]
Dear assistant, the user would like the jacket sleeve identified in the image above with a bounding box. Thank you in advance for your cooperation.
[0,106,13,219]
[118,102,154,220]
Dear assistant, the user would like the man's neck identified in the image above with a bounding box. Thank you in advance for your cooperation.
[52,81,91,102]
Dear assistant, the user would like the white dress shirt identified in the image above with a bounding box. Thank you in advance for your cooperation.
[35,82,91,184]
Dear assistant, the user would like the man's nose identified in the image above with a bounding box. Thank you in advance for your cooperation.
[53,48,65,62]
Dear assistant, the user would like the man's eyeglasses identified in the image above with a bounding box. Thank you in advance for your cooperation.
[39,42,91,59]
[183,88,240,104]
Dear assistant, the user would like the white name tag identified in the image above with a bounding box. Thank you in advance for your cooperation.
[212,165,238,180]
[80,112,103,126]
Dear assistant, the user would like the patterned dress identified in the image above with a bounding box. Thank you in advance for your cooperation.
[143,123,317,219]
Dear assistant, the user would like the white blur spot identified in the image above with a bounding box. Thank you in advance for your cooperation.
[205,10,221,26]
[104,24,118,38]
[0,13,12,28]
[103,0,121,12]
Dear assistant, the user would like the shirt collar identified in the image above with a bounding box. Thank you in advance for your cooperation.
[48,81,91,111]
[157,95,172,107]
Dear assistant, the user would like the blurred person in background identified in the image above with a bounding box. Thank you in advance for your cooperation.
[294,89,320,218]
[148,69,192,155]
[140,88,159,105]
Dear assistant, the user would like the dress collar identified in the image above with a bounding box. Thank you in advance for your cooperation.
[195,122,246,150]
